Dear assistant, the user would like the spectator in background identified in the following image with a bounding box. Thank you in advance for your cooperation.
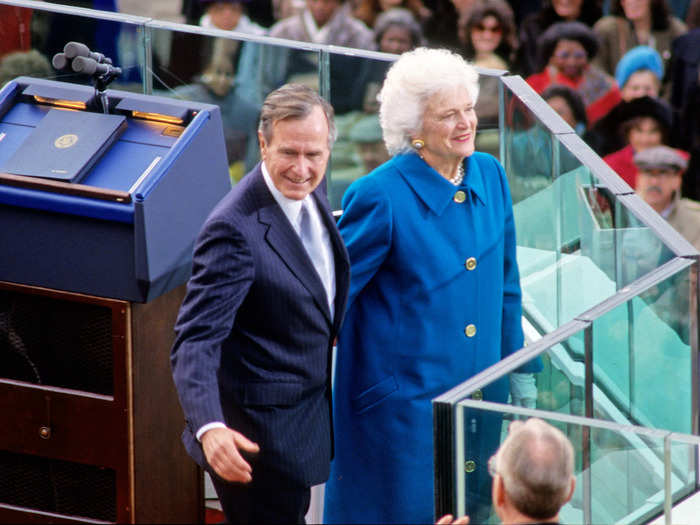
[458,0,517,70]
[543,84,588,135]
[593,0,687,76]
[374,6,424,53]
[0,49,53,87]
[422,0,464,51]
[361,8,424,112]
[668,28,700,200]
[172,38,261,180]
[268,0,373,49]
[353,0,430,28]
[596,96,688,187]
[262,0,374,114]
[515,0,602,77]
[527,22,621,126]
[616,45,665,100]
[635,146,696,224]
[458,0,517,126]
[167,0,265,89]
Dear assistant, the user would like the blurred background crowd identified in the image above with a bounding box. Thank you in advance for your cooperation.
[1,0,700,209]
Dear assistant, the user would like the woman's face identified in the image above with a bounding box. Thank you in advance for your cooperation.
[379,25,414,54]
[621,70,660,101]
[551,39,588,79]
[552,0,583,20]
[620,0,651,21]
[628,117,662,151]
[379,0,404,10]
[470,15,503,55]
[418,85,478,163]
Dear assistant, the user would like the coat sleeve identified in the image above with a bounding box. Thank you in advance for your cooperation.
[171,217,254,431]
[337,175,392,309]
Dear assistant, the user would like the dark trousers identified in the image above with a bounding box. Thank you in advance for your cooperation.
[211,475,311,525]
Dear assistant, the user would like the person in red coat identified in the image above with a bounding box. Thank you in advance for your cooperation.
[527,21,621,127]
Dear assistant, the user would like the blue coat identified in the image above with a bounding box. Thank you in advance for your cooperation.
[324,151,532,523]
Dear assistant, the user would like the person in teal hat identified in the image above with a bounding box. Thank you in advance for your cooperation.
[615,45,665,101]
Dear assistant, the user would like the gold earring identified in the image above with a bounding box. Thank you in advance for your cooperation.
[412,139,424,150]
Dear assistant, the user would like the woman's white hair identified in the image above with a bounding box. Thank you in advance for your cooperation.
[378,47,480,156]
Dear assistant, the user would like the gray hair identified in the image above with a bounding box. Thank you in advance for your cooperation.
[496,418,574,520]
[258,83,337,147]
[378,47,480,156]
[373,8,424,50]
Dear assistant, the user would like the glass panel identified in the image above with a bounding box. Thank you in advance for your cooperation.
[148,29,322,185]
[24,8,145,91]
[505,87,676,332]
[452,403,699,524]
[326,53,392,211]
[592,265,694,434]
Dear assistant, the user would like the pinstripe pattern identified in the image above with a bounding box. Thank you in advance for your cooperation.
[171,164,349,488]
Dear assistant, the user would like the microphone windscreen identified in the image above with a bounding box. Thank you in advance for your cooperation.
[52,53,68,70]
[72,56,98,75]
[64,41,90,59]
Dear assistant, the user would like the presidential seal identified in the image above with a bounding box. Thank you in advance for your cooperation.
[54,134,79,149]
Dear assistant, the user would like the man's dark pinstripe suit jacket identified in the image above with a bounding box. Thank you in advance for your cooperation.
[171,164,350,488]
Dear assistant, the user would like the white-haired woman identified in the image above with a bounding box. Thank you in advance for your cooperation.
[324,48,540,523]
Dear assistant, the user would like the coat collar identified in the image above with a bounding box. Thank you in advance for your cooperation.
[395,152,487,215]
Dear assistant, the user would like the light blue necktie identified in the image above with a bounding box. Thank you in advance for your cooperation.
[299,200,332,311]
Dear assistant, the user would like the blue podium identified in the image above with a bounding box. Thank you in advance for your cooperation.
[0,77,231,523]
[0,76,231,302]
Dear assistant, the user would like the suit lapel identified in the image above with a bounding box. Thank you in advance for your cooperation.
[253,173,332,324]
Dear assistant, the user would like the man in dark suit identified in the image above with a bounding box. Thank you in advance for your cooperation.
[171,83,350,524]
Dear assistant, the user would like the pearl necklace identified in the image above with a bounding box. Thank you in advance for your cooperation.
[449,163,465,186]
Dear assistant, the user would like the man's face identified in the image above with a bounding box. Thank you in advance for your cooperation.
[307,0,341,27]
[259,105,331,200]
[636,166,681,212]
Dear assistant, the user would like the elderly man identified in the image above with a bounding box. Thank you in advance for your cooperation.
[439,418,575,525]
[171,84,350,524]
[634,145,700,249]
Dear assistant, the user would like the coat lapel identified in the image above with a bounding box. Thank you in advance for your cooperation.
[313,187,350,333]
[253,173,333,324]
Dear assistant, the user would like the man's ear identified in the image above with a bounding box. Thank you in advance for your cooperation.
[258,130,267,158]
[564,476,576,504]
[492,475,506,507]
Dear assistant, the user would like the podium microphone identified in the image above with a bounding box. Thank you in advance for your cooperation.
[64,41,113,65]
[52,52,69,70]
[72,56,122,78]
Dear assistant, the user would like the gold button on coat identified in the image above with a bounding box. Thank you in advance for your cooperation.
[453,190,466,203]
[465,324,477,338]
[471,389,483,400]
[464,460,476,473]
[465,257,477,271]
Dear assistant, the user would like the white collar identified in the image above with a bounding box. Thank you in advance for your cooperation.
[261,161,305,230]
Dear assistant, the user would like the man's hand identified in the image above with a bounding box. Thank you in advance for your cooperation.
[201,427,260,483]
[436,514,470,525]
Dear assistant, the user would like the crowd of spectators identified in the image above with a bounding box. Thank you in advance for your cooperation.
[2,0,700,213]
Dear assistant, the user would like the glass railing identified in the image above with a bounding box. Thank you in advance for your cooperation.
[449,400,700,525]
[2,2,699,522]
